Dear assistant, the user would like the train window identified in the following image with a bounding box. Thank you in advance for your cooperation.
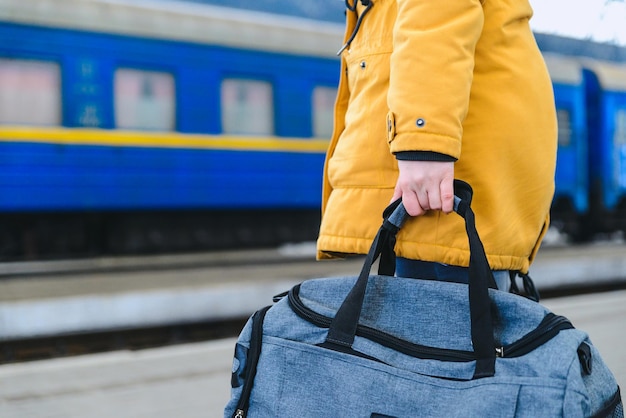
[0,58,61,125]
[312,86,337,138]
[615,109,626,145]
[221,79,274,135]
[556,109,572,146]
[114,68,176,131]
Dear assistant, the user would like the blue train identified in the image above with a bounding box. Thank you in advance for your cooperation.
[537,37,626,240]
[0,0,624,259]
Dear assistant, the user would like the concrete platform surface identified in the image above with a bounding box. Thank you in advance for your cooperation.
[1,243,625,341]
[0,290,624,418]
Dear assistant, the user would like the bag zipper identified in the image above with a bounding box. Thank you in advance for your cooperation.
[288,284,573,362]
[495,313,574,358]
[232,305,271,418]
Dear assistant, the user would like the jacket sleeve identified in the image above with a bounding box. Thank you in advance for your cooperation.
[387,0,484,159]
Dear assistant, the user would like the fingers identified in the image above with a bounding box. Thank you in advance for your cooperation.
[440,180,455,214]
[392,183,427,216]
[402,190,428,217]
[394,160,455,216]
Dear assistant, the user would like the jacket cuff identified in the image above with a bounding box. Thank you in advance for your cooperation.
[394,151,457,162]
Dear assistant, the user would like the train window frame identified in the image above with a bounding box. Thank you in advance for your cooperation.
[114,67,177,131]
[220,77,275,136]
[0,57,62,126]
[556,108,573,147]
[312,85,337,139]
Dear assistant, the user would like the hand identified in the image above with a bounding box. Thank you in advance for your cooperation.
[391,160,455,216]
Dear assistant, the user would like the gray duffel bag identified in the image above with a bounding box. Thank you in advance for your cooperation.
[225,180,622,418]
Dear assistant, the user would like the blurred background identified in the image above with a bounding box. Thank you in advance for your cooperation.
[0,0,625,260]
[0,0,625,417]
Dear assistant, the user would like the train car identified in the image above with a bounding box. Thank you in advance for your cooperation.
[582,59,626,236]
[533,35,626,241]
[542,53,589,238]
[539,40,626,240]
[0,0,343,259]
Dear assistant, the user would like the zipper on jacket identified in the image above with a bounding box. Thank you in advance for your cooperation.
[288,284,574,362]
[232,305,271,418]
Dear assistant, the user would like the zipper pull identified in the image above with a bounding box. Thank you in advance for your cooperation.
[234,409,245,418]
[495,347,504,358]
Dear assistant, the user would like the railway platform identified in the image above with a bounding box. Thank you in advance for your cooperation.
[0,242,625,417]
[0,242,625,341]
[0,289,624,418]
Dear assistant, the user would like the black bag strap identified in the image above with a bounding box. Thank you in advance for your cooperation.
[509,271,541,302]
[232,305,271,418]
[325,180,497,379]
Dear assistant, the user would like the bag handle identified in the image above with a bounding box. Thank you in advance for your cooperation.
[324,180,497,379]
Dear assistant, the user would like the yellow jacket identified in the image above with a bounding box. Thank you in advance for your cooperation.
[317,0,557,273]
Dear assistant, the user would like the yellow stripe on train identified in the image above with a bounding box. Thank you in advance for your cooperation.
[0,126,330,153]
